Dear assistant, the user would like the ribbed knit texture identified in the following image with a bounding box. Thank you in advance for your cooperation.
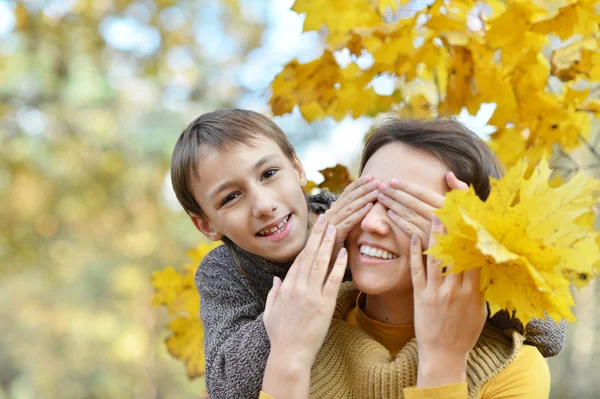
[196,189,565,399]
[310,282,525,399]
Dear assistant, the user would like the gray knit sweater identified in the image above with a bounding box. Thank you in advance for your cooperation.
[196,191,566,399]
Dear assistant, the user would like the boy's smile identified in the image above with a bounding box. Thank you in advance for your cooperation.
[190,136,309,263]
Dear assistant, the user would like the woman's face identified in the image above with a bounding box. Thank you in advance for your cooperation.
[347,142,450,296]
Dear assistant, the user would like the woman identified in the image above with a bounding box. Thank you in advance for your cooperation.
[262,118,552,398]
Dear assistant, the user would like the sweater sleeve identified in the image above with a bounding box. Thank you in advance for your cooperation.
[197,248,270,399]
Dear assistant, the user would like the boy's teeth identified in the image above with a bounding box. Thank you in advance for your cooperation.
[359,245,398,260]
[259,216,289,236]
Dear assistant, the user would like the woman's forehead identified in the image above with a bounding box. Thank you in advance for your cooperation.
[362,142,449,191]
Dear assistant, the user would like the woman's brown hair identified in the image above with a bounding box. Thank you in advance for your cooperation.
[360,118,503,200]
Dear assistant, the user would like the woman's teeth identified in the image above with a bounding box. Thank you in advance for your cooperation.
[359,245,398,260]
[257,215,290,236]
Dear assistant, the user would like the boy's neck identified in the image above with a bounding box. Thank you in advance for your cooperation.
[363,291,414,325]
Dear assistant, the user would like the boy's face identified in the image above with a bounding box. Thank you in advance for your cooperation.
[190,136,309,263]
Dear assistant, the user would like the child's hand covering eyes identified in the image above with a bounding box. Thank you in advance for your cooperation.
[324,175,380,261]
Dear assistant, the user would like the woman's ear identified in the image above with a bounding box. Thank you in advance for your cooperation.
[190,214,223,241]
[292,154,307,186]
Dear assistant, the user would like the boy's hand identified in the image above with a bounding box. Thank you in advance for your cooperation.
[377,171,467,248]
[410,216,487,388]
[324,176,379,260]
[262,215,348,399]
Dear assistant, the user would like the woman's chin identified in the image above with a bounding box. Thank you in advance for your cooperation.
[351,268,413,296]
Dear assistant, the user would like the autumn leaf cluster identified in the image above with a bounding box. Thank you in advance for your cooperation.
[151,241,221,379]
[429,158,600,325]
[270,0,600,168]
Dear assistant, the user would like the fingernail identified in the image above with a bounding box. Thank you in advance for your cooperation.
[317,214,326,225]
[327,224,335,234]
[411,234,418,247]
[339,247,347,257]
[364,175,372,182]
[379,183,388,191]
[391,178,400,186]
[378,193,388,201]
[364,202,373,210]
[388,209,397,218]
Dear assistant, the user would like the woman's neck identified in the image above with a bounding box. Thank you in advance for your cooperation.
[363,291,415,325]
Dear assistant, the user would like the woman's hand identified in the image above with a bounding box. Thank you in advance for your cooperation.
[262,215,348,399]
[324,175,379,259]
[410,216,487,388]
[378,171,468,247]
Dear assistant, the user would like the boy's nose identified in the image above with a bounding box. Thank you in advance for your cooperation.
[360,202,390,236]
[252,191,278,219]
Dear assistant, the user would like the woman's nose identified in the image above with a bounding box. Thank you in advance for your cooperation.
[360,202,390,236]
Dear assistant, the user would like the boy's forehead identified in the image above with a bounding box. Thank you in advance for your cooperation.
[195,138,286,176]
[198,135,282,157]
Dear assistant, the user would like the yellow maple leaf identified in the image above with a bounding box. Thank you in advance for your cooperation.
[532,0,600,40]
[429,158,600,325]
[317,164,353,194]
[152,240,221,379]
[269,51,341,121]
[376,0,411,14]
[550,35,598,81]
[292,0,382,46]
[151,266,184,310]
[165,316,206,378]
[438,46,475,116]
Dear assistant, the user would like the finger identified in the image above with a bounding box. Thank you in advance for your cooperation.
[264,276,282,317]
[323,247,347,301]
[426,216,445,288]
[335,201,374,235]
[379,192,430,231]
[445,171,468,191]
[328,188,378,225]
[291,214,328,285]
[380,182,440,221]
[462,267,481,294]
[443,265,463,287]
[308,224,337,290]
[410,235,427,292]
[388,179,445,209]
[334,175,376,209]
[387,208,429,246]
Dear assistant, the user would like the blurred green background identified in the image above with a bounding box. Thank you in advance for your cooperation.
[0,0,598,398]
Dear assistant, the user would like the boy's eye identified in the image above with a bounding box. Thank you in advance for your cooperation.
[262,168,278,180]
[220,193,239,207]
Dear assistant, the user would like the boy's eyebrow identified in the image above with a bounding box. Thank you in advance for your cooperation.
[208,154,277,200]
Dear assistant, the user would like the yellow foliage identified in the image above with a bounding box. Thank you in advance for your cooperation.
[272,0,600,169]
[152,241,222,379]
[317,164,354,194]
[429,158,600,325]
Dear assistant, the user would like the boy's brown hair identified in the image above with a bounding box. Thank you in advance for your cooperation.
[360,118,503,200]
[171,109,297,217]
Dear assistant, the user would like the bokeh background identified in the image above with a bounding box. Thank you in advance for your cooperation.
[0,0,598,398]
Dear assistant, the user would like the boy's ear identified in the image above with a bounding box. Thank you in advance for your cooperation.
[292,154,307,186]
[190,214,223,241]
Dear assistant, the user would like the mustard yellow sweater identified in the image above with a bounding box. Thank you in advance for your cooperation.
[260,282,550,398]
